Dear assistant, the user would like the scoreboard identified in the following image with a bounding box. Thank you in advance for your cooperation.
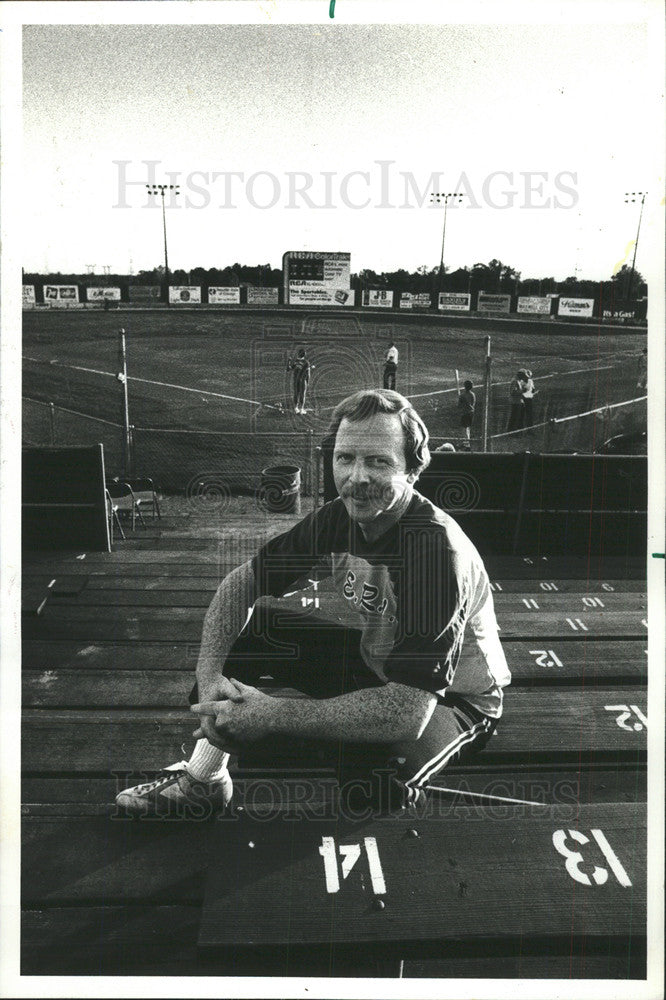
[283,251,353,306]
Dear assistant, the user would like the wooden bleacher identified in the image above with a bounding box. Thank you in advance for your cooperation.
[21,496,648,978]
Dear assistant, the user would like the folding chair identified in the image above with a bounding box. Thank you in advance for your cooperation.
[105,487,126,542]
[123,477,161,520]
[105,480,147,532]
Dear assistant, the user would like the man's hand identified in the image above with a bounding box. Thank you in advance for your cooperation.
[191,678,278,748]
[193,675,246,749]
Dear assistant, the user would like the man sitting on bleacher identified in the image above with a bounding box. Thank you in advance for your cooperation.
[117,390,510,817]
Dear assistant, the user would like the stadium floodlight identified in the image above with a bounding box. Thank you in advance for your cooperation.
[430,191,465,288]
[623,191,647,302]
[146,183,180,305]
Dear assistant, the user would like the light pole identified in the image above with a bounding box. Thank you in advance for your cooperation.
[430,191,465,291]
[146,183,180,305]
[623,191,647,302]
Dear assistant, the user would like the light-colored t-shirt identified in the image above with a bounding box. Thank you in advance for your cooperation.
[386,346,399,365]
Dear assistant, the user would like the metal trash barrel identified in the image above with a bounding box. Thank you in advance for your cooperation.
[260,465,301,514]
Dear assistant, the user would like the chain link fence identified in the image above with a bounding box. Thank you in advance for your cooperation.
[23,397,316,497]
[489,396,647,454]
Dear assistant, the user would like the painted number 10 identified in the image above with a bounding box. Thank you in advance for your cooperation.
[552,828,632,887]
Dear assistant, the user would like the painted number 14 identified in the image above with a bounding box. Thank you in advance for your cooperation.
[319,836,386,895]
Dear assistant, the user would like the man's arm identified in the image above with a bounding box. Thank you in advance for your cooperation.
[193,679,438,747]
[196,559,256,702]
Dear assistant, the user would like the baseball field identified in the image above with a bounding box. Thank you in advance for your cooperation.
[22,308,647,492]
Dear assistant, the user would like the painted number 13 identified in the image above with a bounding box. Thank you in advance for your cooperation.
[552,828,632,887]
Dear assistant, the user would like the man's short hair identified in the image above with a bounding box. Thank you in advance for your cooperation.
[325,389,431,477]
[464,379,473,391]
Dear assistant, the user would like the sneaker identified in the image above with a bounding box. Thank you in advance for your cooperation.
[115,761,233,819]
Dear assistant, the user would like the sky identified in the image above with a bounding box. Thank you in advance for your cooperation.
[19,9,661,281]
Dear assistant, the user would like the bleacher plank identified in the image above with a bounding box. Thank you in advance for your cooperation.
[22,688,647,771]
[48,590,214,608]
[22,559,232,578]
[198,802,645,948]
[486,578,646,594]
[27,587,647,614]
[22,814,219,905]
[484,555,645,580]
[21,801,645,930]
[22,906,202,977]
[23,638,647,685]
[22,571,648,595]
[497,611,646,639]
[494,593,646,612]
[23,669,192,708]
[22,763,646,816]
[20,905,645,978]
[499,640,647,683]
[22,640,196,672]
[22,639,648,708]
[23,550,647,576]
[22,605,648,642]
[22,606,207,642]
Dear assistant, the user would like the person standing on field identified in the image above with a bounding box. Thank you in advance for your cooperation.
[383,342,399,390]
[288,348,313,414]
[507,369,527,432]
[458,379,476,449]
[521,370,538,427]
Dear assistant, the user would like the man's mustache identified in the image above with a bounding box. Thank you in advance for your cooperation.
[342,485,393,503]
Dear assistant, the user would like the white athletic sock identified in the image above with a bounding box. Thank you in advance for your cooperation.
[186,739,229,781]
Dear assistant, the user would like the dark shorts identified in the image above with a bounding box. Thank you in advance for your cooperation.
[460,412,474,428]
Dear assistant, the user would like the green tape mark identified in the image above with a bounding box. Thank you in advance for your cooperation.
[652,552,665,559]
[329,0,336,17]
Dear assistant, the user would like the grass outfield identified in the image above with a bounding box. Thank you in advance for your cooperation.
[23,309,646,490]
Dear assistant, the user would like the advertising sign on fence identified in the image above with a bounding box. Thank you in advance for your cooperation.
[558,297,594,318]
[363,289,394,308]
[87,287,121,301]
[22,285,36,308]
[44,285,80,307]
[283,251,353,305]
[247,287,279,305]
[169,286,202,304]
[400,293,432,310]
[517,296,551,315]
[602,307,635,320]
[438,292,471,312]
[208,286,240,304]
[129,285,161,303]
[476,293,511,313]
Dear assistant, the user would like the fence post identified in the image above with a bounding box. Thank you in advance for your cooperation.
[129,425,136,478]
[482,335,491,452]
[49,402,56,445]
[119,329,132,479]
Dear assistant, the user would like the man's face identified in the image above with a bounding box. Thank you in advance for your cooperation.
[333,412,416,524]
